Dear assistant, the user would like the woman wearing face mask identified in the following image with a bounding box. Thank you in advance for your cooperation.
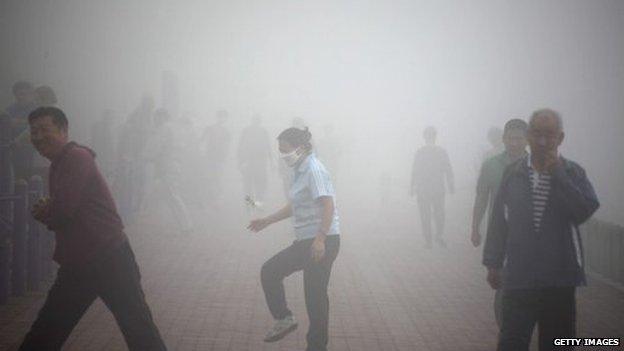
[247,127,340,351]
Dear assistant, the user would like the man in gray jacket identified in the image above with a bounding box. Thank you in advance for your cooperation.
[483,109,599,351]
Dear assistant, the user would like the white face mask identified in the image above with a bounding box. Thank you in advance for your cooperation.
[280,148,302,167]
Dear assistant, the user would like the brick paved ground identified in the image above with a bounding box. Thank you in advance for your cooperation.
[0,188,623,351]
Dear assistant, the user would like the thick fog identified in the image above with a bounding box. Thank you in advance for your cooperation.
[3,1,624,349]
[2,0,623,225]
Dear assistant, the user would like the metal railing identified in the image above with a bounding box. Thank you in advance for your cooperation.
[0,116,55,304]
[582,219,624,286]
[0,176,55,304]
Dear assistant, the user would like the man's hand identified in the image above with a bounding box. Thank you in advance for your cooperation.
[31,197,51,224]
[486,268,502,290]
[311,236,326,262]
[543,149,561,173]
[247,217,271,233]
[471,228,481,247]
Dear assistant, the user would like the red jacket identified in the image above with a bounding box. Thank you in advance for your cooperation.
[47,142,127,266]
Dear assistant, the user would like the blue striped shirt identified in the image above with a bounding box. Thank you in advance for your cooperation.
[289,153,340,240]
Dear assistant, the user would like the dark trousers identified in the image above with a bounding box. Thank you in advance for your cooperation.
[261,236,340,351]
[499,287,576,351]
[416,193,445,244]
[495,288,503,328]
[19,241,167,351]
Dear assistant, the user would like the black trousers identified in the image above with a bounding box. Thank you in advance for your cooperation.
[261,236,340,351]
[499,287,576,351]
[416,193,445,244]
[19,241,167,351]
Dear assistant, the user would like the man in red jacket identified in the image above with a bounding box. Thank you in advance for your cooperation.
[19,107,167,351]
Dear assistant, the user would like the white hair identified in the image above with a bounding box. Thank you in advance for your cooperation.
[529,108,563,132]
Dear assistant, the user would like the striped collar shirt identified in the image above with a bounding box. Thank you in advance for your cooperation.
[527,154,553,232]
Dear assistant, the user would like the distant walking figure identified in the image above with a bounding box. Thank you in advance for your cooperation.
[248,127,340,351]
[410,126,454,248]
[144,108,193,234]
[237,115,273,202]
[200,109,232,206]
[114,95,154,222]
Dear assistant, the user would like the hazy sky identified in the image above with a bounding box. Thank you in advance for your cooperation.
[2,0,623,223]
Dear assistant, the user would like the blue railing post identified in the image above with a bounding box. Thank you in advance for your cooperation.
[11,180,28,296]
[28,176,43,291]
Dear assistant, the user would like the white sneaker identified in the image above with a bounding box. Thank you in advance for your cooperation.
[263,315,298,342]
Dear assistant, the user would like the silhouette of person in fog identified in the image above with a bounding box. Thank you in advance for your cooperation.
[410,126,454,248]
[6,81,37,120]
[144,108,194,235]
[5,81,38,182]
[201,109,232,206]
[483,126,504,161]
[14,84,59,186]
[237,115,273,202]
[34,85,58,107]
[113,95,154,223]
[90,109,117,179]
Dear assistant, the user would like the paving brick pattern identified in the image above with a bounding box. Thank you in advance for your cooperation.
[0,200,622,351]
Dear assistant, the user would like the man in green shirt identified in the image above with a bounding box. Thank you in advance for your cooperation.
[472,119,529,247]
[471,118,528,327]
